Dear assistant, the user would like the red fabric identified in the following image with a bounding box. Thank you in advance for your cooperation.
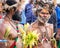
[0,16,2,19]
[10,41,16,48]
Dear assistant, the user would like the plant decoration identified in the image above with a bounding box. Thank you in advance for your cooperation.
[50,33,57,48]
[19,23,39,48]
[4,26,11,39]
[4,26,11,46]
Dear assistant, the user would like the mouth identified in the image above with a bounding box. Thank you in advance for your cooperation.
[38,16,49,23]
[42,17,48,22]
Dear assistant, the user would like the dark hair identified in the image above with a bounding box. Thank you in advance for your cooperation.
[36,6,51,16]
[57,4,60,7]
[36,0,41,3]
[6,0,17,6]
[12,11,21,21]
[36,8,42,16]
[30,0,34,4]
[35,0,44,7]
[5,0,17,13]
[39,3,54,14]
[49,3,54,14]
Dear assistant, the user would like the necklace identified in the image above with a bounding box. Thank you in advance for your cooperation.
[6,16,21,48]
[6,16,19,32]
[39,26,49,41]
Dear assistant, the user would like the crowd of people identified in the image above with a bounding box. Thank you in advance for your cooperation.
[0,0,60,48]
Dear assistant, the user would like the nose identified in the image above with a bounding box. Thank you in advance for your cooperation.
[43,14,47,17]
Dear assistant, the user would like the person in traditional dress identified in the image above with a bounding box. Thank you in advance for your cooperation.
[0,0,23,48]
[0,2,7,48]
[29,3,57,48]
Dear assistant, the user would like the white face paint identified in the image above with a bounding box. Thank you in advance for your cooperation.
[38,15,50,24]
[37,8,50,24]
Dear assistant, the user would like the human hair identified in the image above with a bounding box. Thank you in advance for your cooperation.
[36,6,51,16]
[35,1,44,7]
[4,0,18,14]
[12,10,21,21]
[36,0,40,3]
[6,0,17,6]
[36,8,42,16]
[30,0,34,4]
[57,4,60,7]
[49,3,54,14]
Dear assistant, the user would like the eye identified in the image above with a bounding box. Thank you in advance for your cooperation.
[46,13,49,14]
[40,12,49,14]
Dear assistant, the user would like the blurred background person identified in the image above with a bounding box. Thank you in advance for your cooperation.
[19,0,26,25]
[55,0,60,48]
[25,0,37,24]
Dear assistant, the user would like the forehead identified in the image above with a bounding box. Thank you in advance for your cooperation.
[41,8,49,13]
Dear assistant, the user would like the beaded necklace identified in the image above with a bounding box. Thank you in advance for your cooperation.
[7,16,19,31]
[9,23,19,48]
[6,16,19,48]
[16,24,19,33]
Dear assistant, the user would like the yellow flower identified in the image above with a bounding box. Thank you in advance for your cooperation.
[24,23,30,31]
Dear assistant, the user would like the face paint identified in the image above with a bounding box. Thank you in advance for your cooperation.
[38,14,50,24]
[37,8,50,24]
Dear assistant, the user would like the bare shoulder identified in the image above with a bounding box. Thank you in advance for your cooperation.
[29,21,38,31]
[31,20,38,28]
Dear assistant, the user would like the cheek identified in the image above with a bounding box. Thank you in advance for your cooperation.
[39,13,43,17]
[47,15,50,18]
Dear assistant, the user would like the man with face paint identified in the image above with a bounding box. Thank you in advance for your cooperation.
[37,8,50,24]
[28,5,57,48]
